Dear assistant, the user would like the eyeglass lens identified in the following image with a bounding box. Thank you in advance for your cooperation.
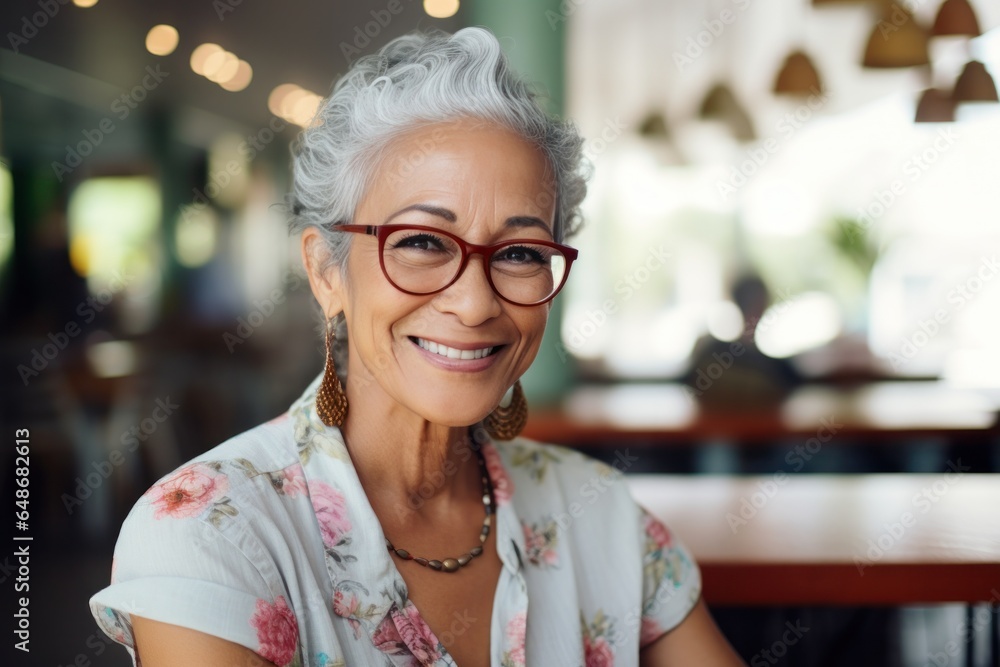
[381,228,568,305]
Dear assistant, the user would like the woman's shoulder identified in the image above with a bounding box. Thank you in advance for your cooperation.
[121,413,307,539]
[92,414,316,665]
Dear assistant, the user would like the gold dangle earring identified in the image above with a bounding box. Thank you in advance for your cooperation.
[483,380,528,440]
[316,318,349,427]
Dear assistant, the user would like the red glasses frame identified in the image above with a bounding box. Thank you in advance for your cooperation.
[331,223,579,306]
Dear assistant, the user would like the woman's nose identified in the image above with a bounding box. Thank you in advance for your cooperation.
[433,254,503,325]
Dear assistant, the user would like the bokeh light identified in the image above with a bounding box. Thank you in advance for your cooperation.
[203,50,235,80]
[268,84,323,126]
[290,93,322,126]
[219,60,253,92]
[190,43,223,75]
[145,25,179,57]
[208,52,240,83]
[175,206,219,268]
[268,84,301,117]
[424,0,459,19]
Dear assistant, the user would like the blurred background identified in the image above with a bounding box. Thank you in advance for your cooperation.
[2,0,999,665]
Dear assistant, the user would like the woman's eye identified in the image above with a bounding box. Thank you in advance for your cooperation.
[393,234,446,251]
[496,245,547,264]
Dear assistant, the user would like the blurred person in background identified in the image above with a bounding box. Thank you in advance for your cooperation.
[90,27,743,666]
[684,274,803,412]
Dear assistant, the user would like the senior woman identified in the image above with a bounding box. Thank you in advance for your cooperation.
[91,27,743,667]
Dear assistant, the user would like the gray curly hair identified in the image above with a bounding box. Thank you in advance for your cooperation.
[290,26,589,261]
[287,26,590,375]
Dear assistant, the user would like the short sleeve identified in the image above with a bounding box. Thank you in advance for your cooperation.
[636,506,702,648]
[89,471,299,666]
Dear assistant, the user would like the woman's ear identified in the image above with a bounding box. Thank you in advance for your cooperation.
[301,227,344,319]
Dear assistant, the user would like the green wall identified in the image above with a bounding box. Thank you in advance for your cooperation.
[467,0,577,405]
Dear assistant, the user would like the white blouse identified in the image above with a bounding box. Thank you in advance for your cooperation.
[91,374,701,666]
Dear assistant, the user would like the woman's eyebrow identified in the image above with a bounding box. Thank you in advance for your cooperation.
[384,204,553,235]
[384,203,457,224]
[505,215,553,236]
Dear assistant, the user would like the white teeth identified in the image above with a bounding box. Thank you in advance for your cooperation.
[416,338,494,360]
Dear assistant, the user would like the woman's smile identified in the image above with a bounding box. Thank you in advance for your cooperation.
[408,335,505,372]
[412,336,499,359]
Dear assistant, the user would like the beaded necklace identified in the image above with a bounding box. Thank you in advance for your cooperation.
[384,447,494,573]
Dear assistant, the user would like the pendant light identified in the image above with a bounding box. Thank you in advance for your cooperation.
[774,0,824,97]
[699,83,756,142]
[952,61,998,102]
[932,0,981,37]
[862,4,930,68]
[914,88,956,122]
[638,112,670,139]
[774,50,824,96]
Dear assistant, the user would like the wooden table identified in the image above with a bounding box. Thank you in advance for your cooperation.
[525,382,1000,446]
[628,474,1000,605]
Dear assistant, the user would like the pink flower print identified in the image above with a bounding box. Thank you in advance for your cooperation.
[146,463,228,519]
[333,590,363,639]
[279,464,308,497]
[372,614,407,655]
[522,520,559,568]
[393,604,442,664]
[111,626,127,644]
[643,512,673,549]
[584,635,615,667]
[482,443,514,505]
[504,611,527,666]
[640,617,664,648]
[333,590,359,617]
[250,596,299,666]
[308,481,352,548]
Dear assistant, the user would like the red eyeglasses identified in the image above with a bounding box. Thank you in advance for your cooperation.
[330,224,578,306]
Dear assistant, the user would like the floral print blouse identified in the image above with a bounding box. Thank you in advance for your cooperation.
[90,374,701,666]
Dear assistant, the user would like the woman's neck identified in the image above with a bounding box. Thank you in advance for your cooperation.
[339,385,484,524]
